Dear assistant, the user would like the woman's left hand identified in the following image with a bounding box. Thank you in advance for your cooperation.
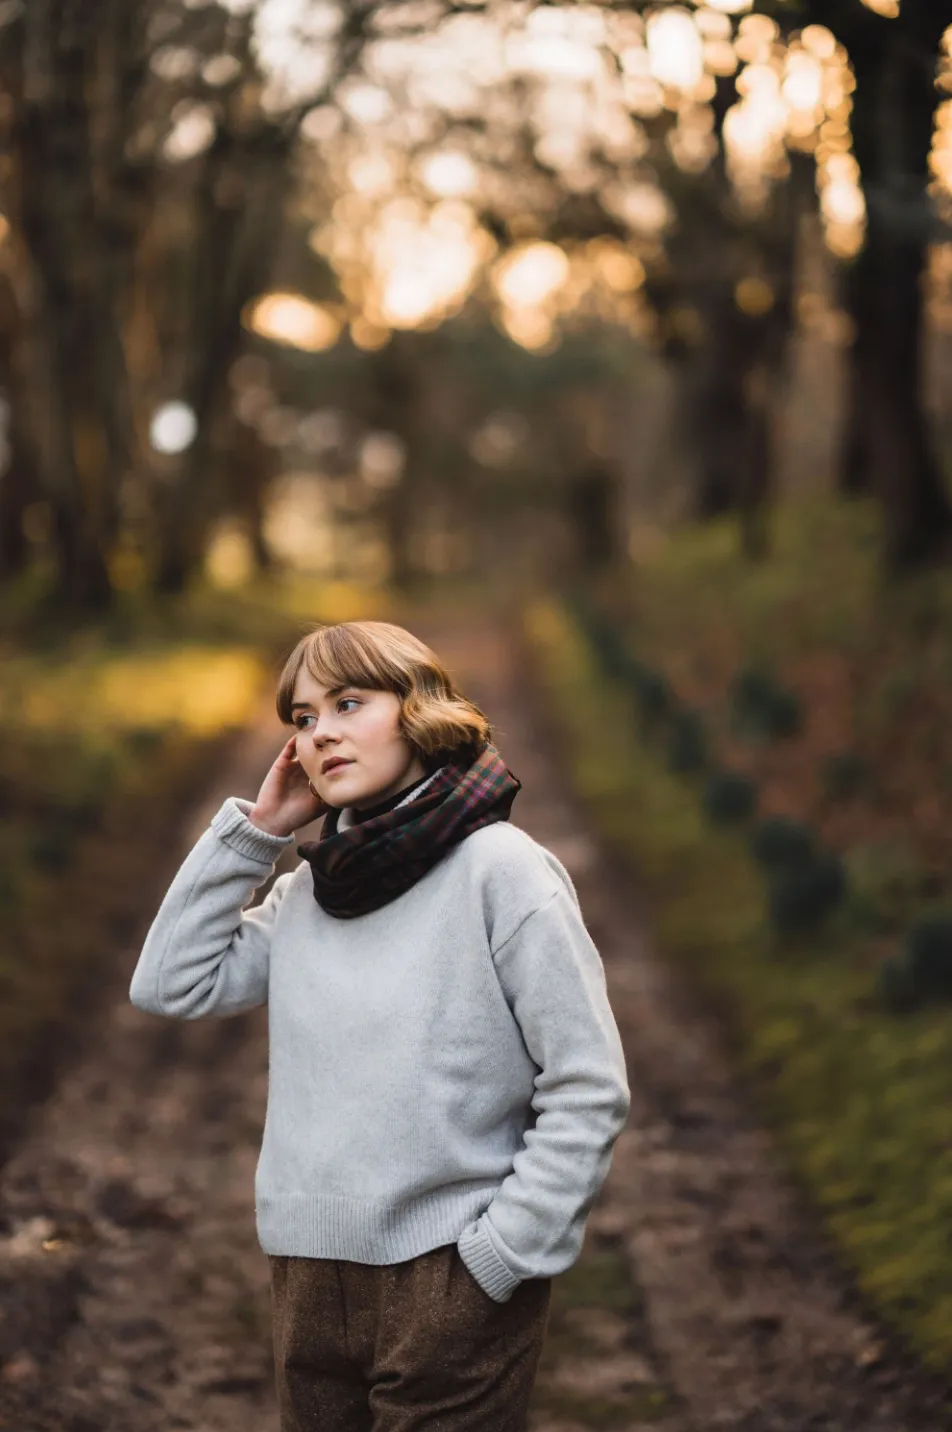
[249,735,328,836]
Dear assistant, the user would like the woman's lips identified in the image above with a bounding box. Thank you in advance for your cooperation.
[322,760,354,775]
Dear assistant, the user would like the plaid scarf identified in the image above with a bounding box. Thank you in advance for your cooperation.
[296,741,522,919]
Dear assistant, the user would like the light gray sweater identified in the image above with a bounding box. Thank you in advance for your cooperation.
[128,794,631,1302]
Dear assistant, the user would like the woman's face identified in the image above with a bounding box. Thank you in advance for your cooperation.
[290,665,428,810]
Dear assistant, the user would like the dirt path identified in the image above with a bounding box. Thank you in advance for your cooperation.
[0,614,949,1431]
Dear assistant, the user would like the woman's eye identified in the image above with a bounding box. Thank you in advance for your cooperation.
[338,697,361,713]
[295,714,315,729]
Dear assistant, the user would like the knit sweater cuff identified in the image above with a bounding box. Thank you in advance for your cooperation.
[210,797,296,864]
[456,1219,523,1303]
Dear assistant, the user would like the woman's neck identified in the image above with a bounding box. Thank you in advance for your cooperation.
[349,769,434,823]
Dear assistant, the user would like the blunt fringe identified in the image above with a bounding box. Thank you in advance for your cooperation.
[275,620,492,765]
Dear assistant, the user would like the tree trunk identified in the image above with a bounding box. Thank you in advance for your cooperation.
[0,453,33,579]
[690,337,746,520]
[837,13,952,567]
[567,460,623,572]
[10,0,142,609]
[363,333,423,588]
[838,257,872,498]
[153,125,295,594]
[659,133,802,534]
[841,226,952,564]
[0,276,36,581]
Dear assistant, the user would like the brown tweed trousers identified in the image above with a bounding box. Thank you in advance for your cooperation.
[269,1241,552,1431]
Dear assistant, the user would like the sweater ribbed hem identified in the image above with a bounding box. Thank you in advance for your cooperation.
[255,1185,505,1279]
[210,797,295,864]
[456,1218,523,1302]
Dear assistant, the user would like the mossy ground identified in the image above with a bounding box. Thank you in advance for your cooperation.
[523,491,952,1375]
[0,575,388,1152]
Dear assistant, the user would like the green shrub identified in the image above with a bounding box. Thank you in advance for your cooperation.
[666,708,708,773]
[591,623,630,679]
[29,822,78,872]
[633,668,672,725]
[702,768,758,822]
[904,915,952,1003]
[568,600,641,688]
[877,952,919,1014]
[878,917,952,1015]
[766,850,847,933]
[749,815,816,870]
[728,662,803,741]
[767,688,803,736]
[621,655,655,691]
[569,597,676,730]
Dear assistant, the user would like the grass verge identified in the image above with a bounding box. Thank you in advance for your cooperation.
[523,578,952,1376]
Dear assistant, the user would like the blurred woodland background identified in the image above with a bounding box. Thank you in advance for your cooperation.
[1,0,950,607]
[7,0,952,1401]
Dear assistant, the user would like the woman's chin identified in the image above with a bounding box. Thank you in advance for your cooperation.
[325,776,377,808]
[318,767,407,810]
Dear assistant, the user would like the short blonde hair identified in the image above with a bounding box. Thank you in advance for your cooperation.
[276,620,492,765]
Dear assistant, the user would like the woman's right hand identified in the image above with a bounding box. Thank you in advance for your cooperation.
[249,735,329,837]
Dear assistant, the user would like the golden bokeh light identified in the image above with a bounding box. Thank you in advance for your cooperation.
[245,293,341,352]
[419,151,478,198]
[591,244,646,293]
[348,152,395,198]
[704,39,739,77]
[735,276,775,315]
[317,191,495,333]
[723,62,788,204]
[738,13,779,42]
[694,9,733,39]
[350,317,391,350]
[605,181,674,236]
[286,0,879,327]
[499,307,556,351]
[800,25,838,61]
[782,53,824,116]
[668,104,719,173]
[694,0,753,13]
[929,100,952,193]
[374,199,493,328]
[492,242,570,309]
[647,8,705,91]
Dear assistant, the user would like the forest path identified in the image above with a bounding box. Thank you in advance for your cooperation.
[0,609,947,1432]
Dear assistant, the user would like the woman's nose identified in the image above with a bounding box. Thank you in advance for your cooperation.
[311,718,340,746]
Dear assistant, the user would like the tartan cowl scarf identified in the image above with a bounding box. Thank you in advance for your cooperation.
[295,741,522,919]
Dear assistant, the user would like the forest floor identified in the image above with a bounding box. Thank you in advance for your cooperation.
[0,610,949,1432]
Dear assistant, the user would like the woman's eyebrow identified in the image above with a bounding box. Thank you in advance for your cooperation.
[290,685,351,711]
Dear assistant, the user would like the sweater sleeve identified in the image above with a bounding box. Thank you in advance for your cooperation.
[128,797,296,1021]
[456,883,631,1302]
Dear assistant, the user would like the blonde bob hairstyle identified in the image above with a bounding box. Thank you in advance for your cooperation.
[276,620,492,767]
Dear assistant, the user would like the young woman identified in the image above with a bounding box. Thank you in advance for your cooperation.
[129,619,631,1432]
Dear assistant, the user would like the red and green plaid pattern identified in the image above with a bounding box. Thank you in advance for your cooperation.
[296,742,522,919]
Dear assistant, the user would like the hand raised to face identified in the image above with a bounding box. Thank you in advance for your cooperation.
[248,735,329,838]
